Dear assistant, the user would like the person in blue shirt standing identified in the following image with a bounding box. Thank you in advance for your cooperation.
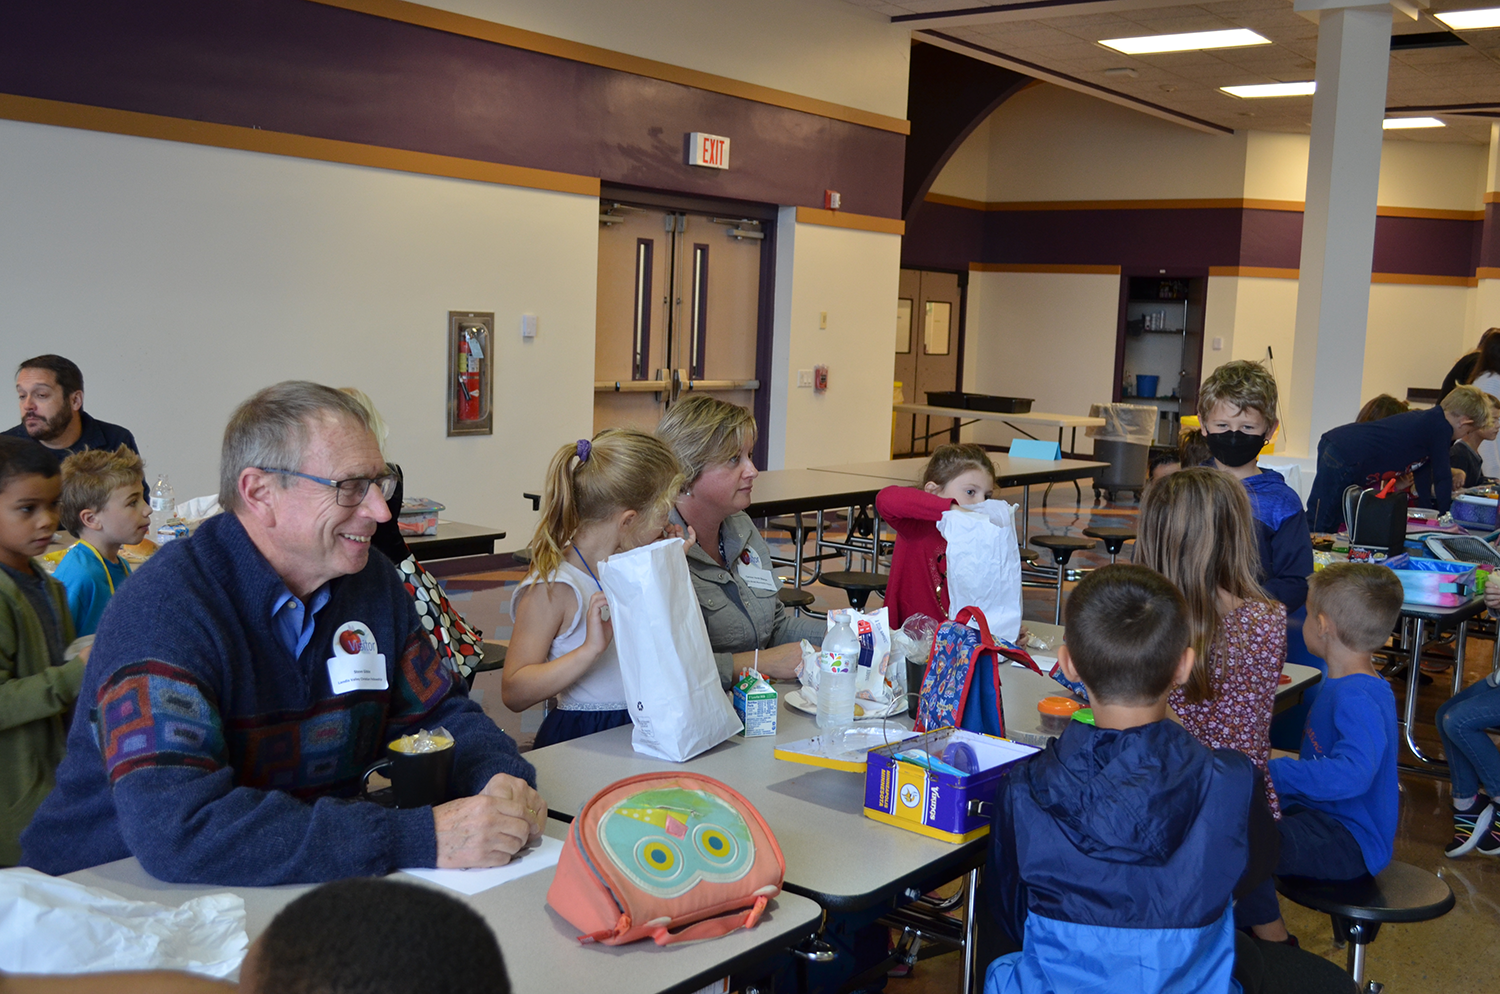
[1238,563,1403,943]
[53,445,151,636]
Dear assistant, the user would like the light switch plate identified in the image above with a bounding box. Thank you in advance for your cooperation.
[1212,336,1223,351]
[797,369,813,388]
[521,314,538,339]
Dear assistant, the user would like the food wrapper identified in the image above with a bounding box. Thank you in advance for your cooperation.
[0,867,247,976]
[798,607,904,708]
[390,726,453,754]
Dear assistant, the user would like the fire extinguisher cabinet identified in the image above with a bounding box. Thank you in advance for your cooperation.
[447,311,494,436]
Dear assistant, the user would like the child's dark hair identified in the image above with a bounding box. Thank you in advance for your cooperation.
[1307,564,1403,653]
[0,436,61,494]
[1064,564,1190,704]
[922,443,995,488]
[247,878,510,994]
[1355,393,1409,423]
[1177,427,1211,468]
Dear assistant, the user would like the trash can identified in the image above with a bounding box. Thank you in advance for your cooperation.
[1086,403,1159,503]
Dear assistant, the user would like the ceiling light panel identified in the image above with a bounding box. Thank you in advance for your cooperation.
[1099,28,1273,54]
[1383,116,1446,128]
[1435,8,1500,29]
[1221,81,1317,97]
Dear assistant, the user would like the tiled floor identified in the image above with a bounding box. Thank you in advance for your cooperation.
[439,481,1500,993]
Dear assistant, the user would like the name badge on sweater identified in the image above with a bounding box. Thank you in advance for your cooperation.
[327,621,388,693]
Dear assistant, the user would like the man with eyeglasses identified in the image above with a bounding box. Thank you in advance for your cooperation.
[22,381,543,885]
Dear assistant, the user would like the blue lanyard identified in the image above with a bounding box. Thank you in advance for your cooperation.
[571,547,603,592]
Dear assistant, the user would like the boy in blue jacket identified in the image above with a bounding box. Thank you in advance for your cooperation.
[986,564,1280,994]
[1240,563,1403,942]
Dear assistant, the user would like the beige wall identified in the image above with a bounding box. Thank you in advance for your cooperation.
[960,271,1121,455]
[1362,284,1471,403]
[983,85,1249,202]
[0,117,598,537]
[928,114,993,202]
[416,0,912,119]
[768,213,902,468]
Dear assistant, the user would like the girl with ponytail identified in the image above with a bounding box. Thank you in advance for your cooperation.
[502,429,685,747]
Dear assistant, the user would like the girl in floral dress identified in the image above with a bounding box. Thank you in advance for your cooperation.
[1137,467,1286,822]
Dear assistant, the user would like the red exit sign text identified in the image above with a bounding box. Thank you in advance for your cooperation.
[687,132,730,170]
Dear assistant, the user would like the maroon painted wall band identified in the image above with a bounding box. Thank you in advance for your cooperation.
[0,0,904,216]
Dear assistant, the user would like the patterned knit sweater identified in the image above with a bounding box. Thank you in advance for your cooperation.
[21,513,533,884]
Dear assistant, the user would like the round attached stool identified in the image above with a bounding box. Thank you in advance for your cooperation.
[1082,526,1136,564]
[777,585,818,618]
[507,547,532,566]
[1018,547,1039,566]
[1276,861,1454,993]
[1028,534,1098,626]
[819,571,888,611]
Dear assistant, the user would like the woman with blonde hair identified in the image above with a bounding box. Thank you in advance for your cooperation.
[503,429,684,747]
[1137,467,1285,826]
[657,395,823,686]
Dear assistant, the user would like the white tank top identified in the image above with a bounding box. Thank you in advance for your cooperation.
[509,557,626,711]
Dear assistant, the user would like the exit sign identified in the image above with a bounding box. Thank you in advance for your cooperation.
[688,133,730,169]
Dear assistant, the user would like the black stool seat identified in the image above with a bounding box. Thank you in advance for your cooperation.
[821,571,889,611]
[508,548,532,566]
[1082,527,1135,554]
[1029,534,1097,564]
[778,586,815,610]
[1276,861,1454,987]
[1276,862,1453,925]
[1018,547,1039,565]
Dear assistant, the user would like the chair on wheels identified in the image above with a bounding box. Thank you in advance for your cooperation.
[820,571,888,611]
[1275,861,1455,993]
[1029,534,1097,625]
[1082,526,1135,564]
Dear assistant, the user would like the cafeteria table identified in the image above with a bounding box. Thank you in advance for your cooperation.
[1382,594,1491,772]
[62,825,823,994]
[406,520,506,561]
[810,455,1109,527]
[892,404,1105,457]
[529,703,996,994]
[746,469,897,578]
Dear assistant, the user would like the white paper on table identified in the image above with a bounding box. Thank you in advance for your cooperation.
[174,494,223,523]
[400,835,564,896]
[0,867,247,976]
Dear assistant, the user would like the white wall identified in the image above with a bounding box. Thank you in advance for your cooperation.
[1362,284,1470,403]
[417,0,912,120]
[768,213,902,469]
[0,118,598,537]
[961,271,1122,454]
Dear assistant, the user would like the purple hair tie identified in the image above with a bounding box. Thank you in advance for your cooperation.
[577,439,592,463]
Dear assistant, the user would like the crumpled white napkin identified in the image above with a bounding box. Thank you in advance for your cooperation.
[0,867,247,977]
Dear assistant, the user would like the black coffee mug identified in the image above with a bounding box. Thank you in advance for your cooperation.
[363,735,455,809]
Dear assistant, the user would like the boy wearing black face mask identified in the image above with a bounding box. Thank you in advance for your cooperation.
[1198,361,1314,614]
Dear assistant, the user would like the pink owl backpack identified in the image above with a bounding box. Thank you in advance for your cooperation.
[546,772,785,946]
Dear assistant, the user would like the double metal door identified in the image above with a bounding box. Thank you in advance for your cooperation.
[594,204,762,433]
[893,269,962,455]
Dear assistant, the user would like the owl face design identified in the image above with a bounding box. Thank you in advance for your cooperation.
[595,787,755,899]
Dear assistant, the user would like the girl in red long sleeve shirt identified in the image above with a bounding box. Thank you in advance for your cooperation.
[875,444,996,629]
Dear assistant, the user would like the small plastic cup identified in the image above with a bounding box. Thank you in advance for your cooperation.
[1037,696,1082,734]
[1072,708,1095,726]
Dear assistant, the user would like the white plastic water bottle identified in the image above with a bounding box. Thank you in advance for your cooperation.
[817,615,860,738]
[149,474,176,539]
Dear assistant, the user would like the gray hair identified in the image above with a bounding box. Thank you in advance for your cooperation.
[220,381,374,512]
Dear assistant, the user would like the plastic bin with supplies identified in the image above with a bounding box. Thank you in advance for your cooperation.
[1383,554,1479,608]
[1085,403,1159,502]
[397,497,445,536]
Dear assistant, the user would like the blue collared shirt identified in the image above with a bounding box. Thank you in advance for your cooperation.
[271,583,332,660]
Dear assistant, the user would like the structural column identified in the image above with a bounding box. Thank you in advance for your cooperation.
[1286,0,1392,456]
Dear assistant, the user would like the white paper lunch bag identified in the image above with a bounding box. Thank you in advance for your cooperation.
[598,537,743,761]
[937,500,1023,643]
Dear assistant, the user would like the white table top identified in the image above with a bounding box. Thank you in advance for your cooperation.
[63,826,823,994]
[530,705,985,911]
[894,404,1106,429]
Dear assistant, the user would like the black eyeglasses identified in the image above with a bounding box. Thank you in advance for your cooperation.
[258,467,398,507]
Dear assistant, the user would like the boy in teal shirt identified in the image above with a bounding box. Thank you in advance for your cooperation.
[53,444,150,636]
[0,436,81,864]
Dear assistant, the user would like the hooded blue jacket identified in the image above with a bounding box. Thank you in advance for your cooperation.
[987,720,1276,994]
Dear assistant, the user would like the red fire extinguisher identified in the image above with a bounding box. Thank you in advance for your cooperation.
[458,328,483,422]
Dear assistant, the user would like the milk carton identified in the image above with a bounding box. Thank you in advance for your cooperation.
[733,671,778,737]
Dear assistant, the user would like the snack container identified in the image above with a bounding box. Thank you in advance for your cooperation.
[863,728,1035,843]
[398,497,445,536]
[1037,696,1082,734]
[1453,495,1499,529]
[733,671,778,737]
